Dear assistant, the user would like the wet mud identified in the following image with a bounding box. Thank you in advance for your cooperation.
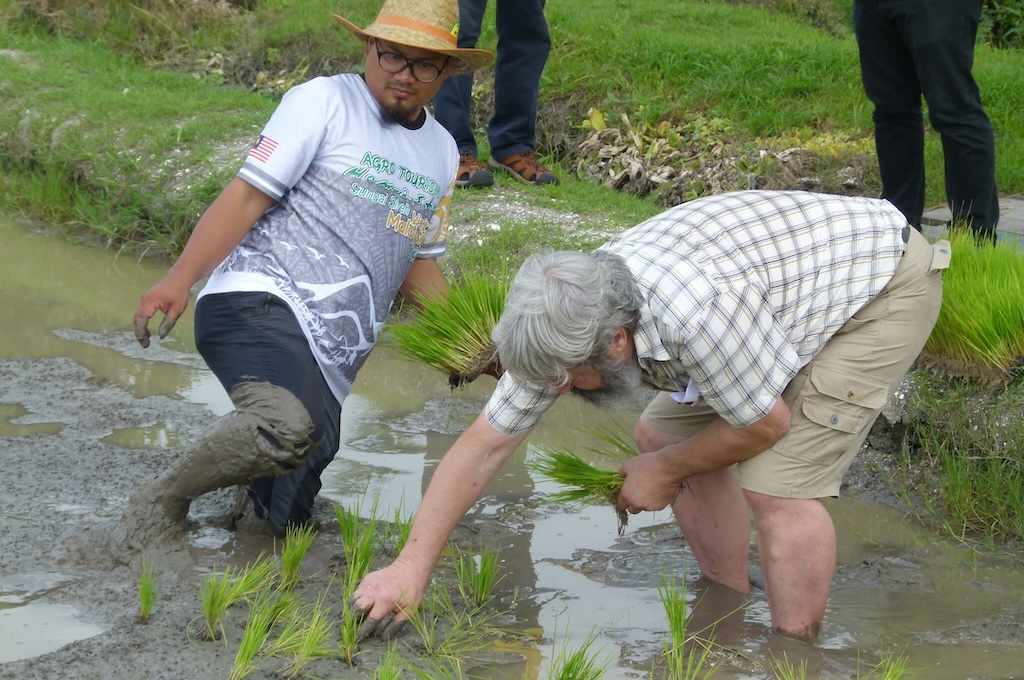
[2,217,1024,679]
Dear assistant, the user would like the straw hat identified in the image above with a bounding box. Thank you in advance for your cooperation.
[334,0,494,75]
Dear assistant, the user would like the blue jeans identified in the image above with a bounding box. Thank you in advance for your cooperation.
[195,292,341,532]
[432,0,551,160]
[854,0,998,238]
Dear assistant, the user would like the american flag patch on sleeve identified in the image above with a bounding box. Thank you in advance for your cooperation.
[248,135,279,163]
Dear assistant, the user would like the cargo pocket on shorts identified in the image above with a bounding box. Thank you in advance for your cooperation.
[792,362,891,464]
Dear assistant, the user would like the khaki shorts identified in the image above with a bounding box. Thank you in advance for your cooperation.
[640,229,949,498]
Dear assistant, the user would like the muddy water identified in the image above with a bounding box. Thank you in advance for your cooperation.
[2,215,1024,679]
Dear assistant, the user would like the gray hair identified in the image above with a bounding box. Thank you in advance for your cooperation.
[492,250,642,387]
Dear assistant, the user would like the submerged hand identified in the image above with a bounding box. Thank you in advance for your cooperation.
[349,561,427,640]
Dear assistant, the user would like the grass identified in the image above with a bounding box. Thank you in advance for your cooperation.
[905,374,1024,542]
[7,0,1024,256]
[527,429,641,535]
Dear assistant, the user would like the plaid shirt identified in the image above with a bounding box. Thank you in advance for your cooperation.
[485,190,907,433]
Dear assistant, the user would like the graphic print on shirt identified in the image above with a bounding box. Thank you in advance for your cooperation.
[204,74,458,404]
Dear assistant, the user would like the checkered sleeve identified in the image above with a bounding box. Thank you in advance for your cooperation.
[483,372,559,435]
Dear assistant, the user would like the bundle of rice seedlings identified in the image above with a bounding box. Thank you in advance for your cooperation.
[388,271,508,387]
[527,430,640,536]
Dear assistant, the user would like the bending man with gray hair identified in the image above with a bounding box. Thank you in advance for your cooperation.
[352,189,949,641]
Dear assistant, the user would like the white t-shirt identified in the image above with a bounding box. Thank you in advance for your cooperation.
[199,74,458,405]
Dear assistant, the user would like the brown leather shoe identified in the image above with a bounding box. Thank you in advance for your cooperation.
[489,152,559,185]
[455,153,494,188]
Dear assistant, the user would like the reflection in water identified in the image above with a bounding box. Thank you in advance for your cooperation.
[5,215,1024,678]
[100,424,186,449]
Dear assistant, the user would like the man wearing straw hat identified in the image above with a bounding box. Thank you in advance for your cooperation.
[352,189,950,642]
[125,0,492,545]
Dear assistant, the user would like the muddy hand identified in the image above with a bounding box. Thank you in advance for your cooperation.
[134,312,178,349]
[350,590,408,641]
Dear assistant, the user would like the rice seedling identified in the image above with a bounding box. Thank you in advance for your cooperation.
[265,593,335,679]
[404,654,466,680]
[923,227,1024,384]
[389,501,414,555]
[338,576,362,665]
[657,572,717,680]
[406,581,506,659]
[374,642,404,680]
[527,429,640,535]
[227,590,293,680]
[771,652,807,680]
[387,270,508,386]
[278,523,317,590]
[138,556,157,624]
[198,555,277,641]
[450,542,503,609]
[335,492,383,584]
[548,629,608,680]
[858,648,917,680]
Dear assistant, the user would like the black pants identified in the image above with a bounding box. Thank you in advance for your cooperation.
[195,291,341,532]
[854,0,998,239]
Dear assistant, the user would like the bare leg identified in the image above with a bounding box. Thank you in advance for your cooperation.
[635,420,752,593]
[746,490,834,640]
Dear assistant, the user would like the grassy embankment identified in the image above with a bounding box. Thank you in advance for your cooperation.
[2,0,1024,546]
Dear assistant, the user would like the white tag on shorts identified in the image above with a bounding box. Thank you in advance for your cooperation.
[669,377,701,405]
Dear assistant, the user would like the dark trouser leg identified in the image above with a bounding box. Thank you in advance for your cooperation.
[195,292,341,534]
[855,0,998,238]
[432,0,488,154]
[910,0,999,239]
[488,0,550,159]
[854,0,927,228]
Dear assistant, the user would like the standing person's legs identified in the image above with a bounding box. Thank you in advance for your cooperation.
[740,229,945,638]
[854,0,927,227]
[432,0,489,153]
[905,0,999,239]
[488,0,550,159]
[195,292,342,535]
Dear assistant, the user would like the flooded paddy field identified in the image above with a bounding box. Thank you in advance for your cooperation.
[2,216,1023,679]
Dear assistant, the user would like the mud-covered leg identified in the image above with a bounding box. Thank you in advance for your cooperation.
[110,382,314,553]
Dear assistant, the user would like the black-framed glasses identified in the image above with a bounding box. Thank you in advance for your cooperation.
[373,40,449,83]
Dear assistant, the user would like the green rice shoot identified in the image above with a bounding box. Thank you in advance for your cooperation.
[265,593,334,679]
[923,227,1024,385]
[138,556,157,624]
[527,429,640,535]
[278,523,316,590]
[388,270,508,386]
